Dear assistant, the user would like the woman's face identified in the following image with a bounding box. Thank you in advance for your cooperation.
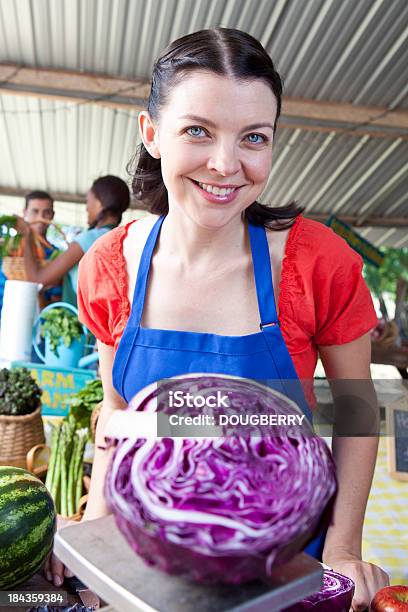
[86,190,102,225]
[140,72,277,230]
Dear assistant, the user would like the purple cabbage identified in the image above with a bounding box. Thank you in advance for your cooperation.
[284,569,355,611]
[106,375,337,584]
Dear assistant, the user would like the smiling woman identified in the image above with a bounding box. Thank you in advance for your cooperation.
[128,27,301,229]
[43,28,389,608]
[137,74,278,231]
[135,71,276,228]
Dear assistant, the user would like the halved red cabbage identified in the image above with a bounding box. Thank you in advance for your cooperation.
[106,375,337,584]
[284,569,355,610]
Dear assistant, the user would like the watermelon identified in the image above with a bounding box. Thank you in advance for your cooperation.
[0,467,56,589]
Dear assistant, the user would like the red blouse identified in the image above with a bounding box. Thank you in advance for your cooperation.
[78,215,378,407]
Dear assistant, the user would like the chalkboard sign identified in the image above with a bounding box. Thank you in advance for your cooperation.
[386,392,408,481]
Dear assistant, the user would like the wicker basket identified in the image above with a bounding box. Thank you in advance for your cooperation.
[2,256,47,281]
[0,406,45,468]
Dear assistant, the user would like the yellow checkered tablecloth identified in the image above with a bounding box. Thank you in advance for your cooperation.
[362,436,408,584]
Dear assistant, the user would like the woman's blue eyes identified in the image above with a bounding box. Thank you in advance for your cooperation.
[186,126,206,137]
[185,127,267,144]
[246,133,265,144]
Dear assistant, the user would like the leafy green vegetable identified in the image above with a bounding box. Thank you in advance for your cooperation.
[363,247,408,299]
[40,308,84,357]
[0,215,17,225]
[0,368,42,416]
[66,379,103,430]
[0,215,22,257]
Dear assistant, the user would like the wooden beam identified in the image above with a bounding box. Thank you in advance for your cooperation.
[278,120,408,141]
[0,185,148,210]
[282,98,408,130]
[0,64,150,103]
[1,64,407,138]
[0,185,86,204]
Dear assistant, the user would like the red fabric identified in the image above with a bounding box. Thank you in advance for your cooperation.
[78,215,378,407]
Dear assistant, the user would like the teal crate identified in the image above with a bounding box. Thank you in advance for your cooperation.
[12,361,97,417]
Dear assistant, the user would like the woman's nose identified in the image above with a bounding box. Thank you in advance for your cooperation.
[207,141,241,176]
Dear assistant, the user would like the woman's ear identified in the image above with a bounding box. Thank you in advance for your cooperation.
[138,111,161,159]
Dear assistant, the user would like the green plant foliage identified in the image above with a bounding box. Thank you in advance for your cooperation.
[363,248,408,298]
[40,308,84,357]
[0,368,42,416]
[66,379,103,430]
[0,215,22,257]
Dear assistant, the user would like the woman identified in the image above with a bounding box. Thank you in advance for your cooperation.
[50,29,388,609]
[15,175,130,307]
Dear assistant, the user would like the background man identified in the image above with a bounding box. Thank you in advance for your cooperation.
[21,190,63,305]
[0,191,63,310]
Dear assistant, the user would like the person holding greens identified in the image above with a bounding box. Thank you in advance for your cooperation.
[48,29,388,610]
[1,190,62,308]
[14,175,130,307]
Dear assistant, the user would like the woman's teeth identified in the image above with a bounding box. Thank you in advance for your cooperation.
[197,182,236,196]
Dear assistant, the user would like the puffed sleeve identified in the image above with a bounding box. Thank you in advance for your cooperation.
[77,227,127,346]
[313,235,378,346]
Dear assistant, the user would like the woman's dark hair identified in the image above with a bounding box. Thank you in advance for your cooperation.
[129,28,303,229]
[89,175,130,229]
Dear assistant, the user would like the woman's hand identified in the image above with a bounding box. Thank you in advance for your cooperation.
[44,516,75,587]
[324,550,389,611]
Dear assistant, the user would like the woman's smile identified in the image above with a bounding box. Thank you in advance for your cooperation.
[187,177,244,204]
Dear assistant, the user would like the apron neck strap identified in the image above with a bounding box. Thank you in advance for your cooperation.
[247,221,279,327]
[131,215,165,326]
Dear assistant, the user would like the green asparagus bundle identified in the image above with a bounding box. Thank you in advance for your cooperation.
[45,420,89,516]
[67,428,88,516]
[45,422,61,491]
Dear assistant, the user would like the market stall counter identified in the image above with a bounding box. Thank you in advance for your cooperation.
[55,515,324,612]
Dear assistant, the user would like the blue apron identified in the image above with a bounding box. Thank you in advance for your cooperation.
[112,215,326,559]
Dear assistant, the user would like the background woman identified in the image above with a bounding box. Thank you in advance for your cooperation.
[15,175,130,307]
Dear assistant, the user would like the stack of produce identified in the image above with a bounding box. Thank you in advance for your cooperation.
[0,367,42,416]
[0,467,56,588]
[65,379,103,431]
[284,570,355,611]
[0,215,22,256]
[371,586,408,611]
[0,368,44,468]
[45,421,88,517]
[44,380,103,516]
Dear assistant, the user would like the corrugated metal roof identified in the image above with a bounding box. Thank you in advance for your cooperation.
[266,129,408,218]
[1,0,406,106]
[0,0,407,246]
[0,93,139,194]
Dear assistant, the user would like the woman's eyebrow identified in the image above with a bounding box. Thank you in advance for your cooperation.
[178,114,274,131]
